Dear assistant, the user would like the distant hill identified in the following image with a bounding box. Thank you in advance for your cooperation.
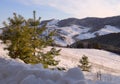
[83,33,120,48]
[70,33,120,55]
[57,16,120,32]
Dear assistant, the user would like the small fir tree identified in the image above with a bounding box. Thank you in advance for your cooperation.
[1,11,60,68]
[78,55,91,71]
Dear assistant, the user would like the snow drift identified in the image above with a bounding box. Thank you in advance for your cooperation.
[0,58,87,84]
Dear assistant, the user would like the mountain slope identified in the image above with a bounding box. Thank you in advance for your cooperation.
[70,33,120,55]
[41,16,120,46]
[44,47,120,75]
[57,16,120,31]
[83,33,120,48]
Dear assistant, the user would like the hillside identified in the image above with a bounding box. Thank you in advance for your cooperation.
[53,47,120,75]
[57,16,120,31]
[0,41,120,84]
[82,33,120,48]
[70,33,120,55]
[0,41,87,84]
[41,16,120,46]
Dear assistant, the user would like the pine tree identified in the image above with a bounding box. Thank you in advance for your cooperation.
[78,55,91,71]
[1,11,60,68]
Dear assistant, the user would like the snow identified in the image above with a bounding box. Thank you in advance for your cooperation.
[45,20,120,46]
[76,25,120,40]
[93,25,120,36]
[55,47,120,84]
[0,41,87,84]
[46,19,59,27]
[0,41,120,84]
[54,47,120,74]
[53,25,90,46]
[0,19,120,84]
[0,40,9,59]
[45,47,120,84]
[76,33,95,40]
[0,59,87,84]
[1,19,120,47]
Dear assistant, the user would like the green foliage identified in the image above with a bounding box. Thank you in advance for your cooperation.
[1,11,60,68]
[37,47,61,68]
[78,55,91,71]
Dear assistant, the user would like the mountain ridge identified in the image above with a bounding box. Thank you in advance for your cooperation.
[42,15,120,31]
[1,15,120,47]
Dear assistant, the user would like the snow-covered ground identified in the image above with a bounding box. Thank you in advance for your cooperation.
[0,41,87,84]
[45,47,120,84]
[0,41,120,84]
[0,59,86,84]
[44,47,120,75]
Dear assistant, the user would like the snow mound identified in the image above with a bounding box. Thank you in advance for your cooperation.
[0,58,87,84]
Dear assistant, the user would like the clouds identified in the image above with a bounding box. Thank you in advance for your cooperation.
[15,0,120,18]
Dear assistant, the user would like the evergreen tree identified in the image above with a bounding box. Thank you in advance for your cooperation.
[78,55,91,71]
[1,11,60,68]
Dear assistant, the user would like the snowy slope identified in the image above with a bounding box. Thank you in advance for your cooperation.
[53,25,90,46]
[45,20,120,46]
[56,47,120,75]
[53,47,120,84]
[76,25,120,40]
[0,41,120,84]
[93,25,120,36]
[0,40,87,84]
[44,47,120,76]
[46,19,59,27]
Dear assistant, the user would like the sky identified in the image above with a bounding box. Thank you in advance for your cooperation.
[1,0,120,27]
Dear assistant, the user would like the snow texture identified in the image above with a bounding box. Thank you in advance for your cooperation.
[0,59,87,84]
[0,41,87,84]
